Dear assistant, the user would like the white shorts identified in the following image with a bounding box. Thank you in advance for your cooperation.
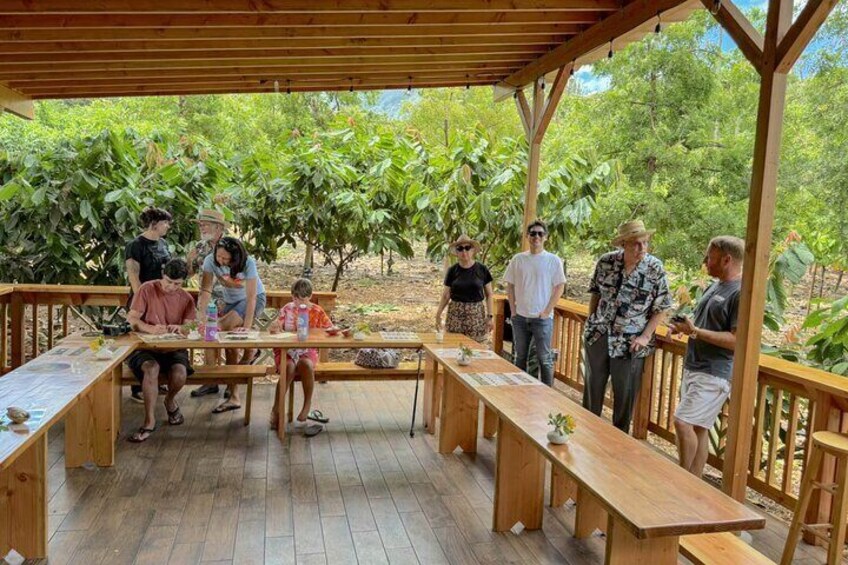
[674,370,731,429]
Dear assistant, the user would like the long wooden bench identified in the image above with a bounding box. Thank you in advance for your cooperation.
[120,364,266,425]
[680,532,774,564]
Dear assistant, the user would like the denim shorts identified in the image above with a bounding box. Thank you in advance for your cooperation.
[221,293,267,324]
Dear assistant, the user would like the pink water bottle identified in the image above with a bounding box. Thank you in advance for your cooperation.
[205,301,218,341]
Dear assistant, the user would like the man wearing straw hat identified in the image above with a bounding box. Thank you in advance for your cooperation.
[504,219,566,387]
[583,220,672,433]
[187,209,229,398]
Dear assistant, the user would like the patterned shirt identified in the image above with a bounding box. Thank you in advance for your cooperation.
[277,302,333,362]
[190,239,216,276]
[584,250,672,358]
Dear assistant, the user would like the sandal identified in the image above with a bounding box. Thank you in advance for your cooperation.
[307,409,329,424]
[166,405,184,426]
[212,401,241,414]
[269,410,279,431]
[304,423,324,437]
[128,426,156,443]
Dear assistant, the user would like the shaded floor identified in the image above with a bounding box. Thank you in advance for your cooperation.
[37,381,827,564]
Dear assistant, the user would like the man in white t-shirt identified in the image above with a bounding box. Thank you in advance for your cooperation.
[504,220,566,386]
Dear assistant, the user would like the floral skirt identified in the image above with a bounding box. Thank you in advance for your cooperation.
[446,300,488,344]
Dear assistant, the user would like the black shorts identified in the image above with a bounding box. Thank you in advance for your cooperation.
[127,349,194,382]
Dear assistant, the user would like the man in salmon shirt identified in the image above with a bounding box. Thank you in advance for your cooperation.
[125,259,196,443]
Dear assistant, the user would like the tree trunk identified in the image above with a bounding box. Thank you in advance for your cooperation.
[836,270,844,293]
[818,265,826,299]
[302,243,314,277]
[331,264,343,292]
[380,249,384,276]
[387,250,394,275]
[807,263,818,314]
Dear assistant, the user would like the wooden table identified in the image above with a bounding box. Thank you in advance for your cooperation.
[0,335,133,559]
[135,329,476,441]
[427,347,766,564]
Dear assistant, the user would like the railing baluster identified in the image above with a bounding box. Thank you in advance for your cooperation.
[62,305,69,338]
[766,387,784,486]
[666,354,681,430]
[657,351,670,426]
[751,382,768,478]
[47,304,55,350]
[0,302,7,372]
[31,301,39,359]
[782,394,800,495]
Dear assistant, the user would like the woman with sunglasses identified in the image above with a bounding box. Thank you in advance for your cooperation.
[435,234,494,343]
[197,236,267,414]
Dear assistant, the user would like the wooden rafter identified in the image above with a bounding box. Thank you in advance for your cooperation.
[0,0,621,13]
[700,0,764,74]
[0,84,33,119]
[775,0,841,73]
[497,0,695,90]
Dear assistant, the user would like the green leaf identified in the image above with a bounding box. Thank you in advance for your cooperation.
[0,180,20,200]
[104,189,124,203]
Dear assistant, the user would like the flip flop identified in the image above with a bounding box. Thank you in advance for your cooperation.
[212,402,241,414]
[304,423,324,437]
[166,405,184,426]
[307,409,329,424]
[128,426,156,443]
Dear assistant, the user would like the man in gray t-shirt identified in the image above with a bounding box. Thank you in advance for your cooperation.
[669,236,744,477]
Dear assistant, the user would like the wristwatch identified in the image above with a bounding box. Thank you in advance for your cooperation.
[691,327,699,340]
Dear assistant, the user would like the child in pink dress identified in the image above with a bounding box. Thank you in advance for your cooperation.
[270,278,333,436]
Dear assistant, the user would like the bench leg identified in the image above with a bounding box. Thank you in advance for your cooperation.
[483,404,498,439]
[493,418,545,532]
[605,514,678,564]
[276,377,287,443]
[0,434,47,559]
[113,366,122,440]
[550,466,577,507]
[574,486,607,538]
[65,369,115,468]
[423,354,437,433]
[288,381,295,424]
[244,377,253,426]
[438,371,478,454]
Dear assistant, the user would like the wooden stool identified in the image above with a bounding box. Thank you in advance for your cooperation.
[781,431,848,565]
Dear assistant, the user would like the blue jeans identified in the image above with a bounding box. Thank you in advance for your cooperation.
[512,315,554,386]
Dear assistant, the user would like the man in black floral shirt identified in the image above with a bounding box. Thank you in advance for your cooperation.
[582,220,672,432]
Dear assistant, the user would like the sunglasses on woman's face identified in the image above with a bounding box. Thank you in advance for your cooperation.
[456,245,473,252]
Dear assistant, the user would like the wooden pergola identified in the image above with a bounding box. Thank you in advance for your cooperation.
[0,0,842,506]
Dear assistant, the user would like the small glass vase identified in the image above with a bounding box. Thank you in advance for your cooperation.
[547,430,571,445]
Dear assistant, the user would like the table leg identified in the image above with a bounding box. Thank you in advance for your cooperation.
[492,418,545,532]
[423,354,437,433]
[112,366,122,440]
[605,514,678,564]
[276,348,287,442]
[483,405,498,439]
[574,485,607,538]
[438,371,478,454]
[0,434,47,559]
[65,370,115,468]
[550,466,577,507]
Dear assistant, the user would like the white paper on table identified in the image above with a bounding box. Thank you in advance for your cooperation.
[264,332,296,340]
[137,333,185,343]
[460,372,542,387]
[379,331,419,341]
[216,330,260,342]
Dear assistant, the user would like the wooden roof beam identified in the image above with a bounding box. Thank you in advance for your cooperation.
[700,0,764,74]
[0,0,622,14]
[497,0,694,90]
[0,23,581,42]
[775,0,840,73]
[0,84,33,119]
[0,11,605,29]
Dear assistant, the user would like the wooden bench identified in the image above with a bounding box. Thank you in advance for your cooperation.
[680,532,774,564]
[285,360,420,422]
[121,364,266,425]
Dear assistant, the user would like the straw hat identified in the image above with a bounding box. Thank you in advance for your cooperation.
[612,219,655,246]
[192,209,227,226]
[449,234,482,255]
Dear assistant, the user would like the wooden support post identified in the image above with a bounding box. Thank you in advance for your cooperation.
[493,418,545,532]
[113,366,122,441]
[423,353,438,433]
[605,514,678,565]
[0,434,47,559]
[275,347,287,442]
[483,405,498,439]
[632,353,655,440]
[438,371,478,454]
[550,466,577,507]
[0,84,34,120]
[574,485,607,538]
[722,0,793,502]
[10,292,24,369]
[65,370,116,468]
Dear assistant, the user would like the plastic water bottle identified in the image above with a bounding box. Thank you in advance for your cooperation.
[297,304,309,341]
[205,301,218,341]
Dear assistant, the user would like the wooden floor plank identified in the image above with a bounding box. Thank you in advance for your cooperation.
[264,536,295,565]
[293,501,324,555]
[352,529,390,564]
[370,497,412,550]
[400,510,450,564]
[321,515,358,564]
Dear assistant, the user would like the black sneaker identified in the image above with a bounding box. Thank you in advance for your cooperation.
[130,389,144,403]
[191,384,220,398]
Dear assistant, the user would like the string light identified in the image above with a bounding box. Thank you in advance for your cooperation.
[466,74,470,90]
[273,80,279,94]
[349,78,354,93]
[711,0,722,16]
[570,59,576,77]
[608,39,614,59]
[655,11,662,34]
[286,79,291,95]
[407,76,412,92]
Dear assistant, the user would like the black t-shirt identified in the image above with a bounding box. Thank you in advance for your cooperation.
[684,280,741,380]
[124,235,170,286]
[444,262,493,303]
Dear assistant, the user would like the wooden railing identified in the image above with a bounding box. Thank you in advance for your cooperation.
[493,295,848,528]
[0,284,336,372]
